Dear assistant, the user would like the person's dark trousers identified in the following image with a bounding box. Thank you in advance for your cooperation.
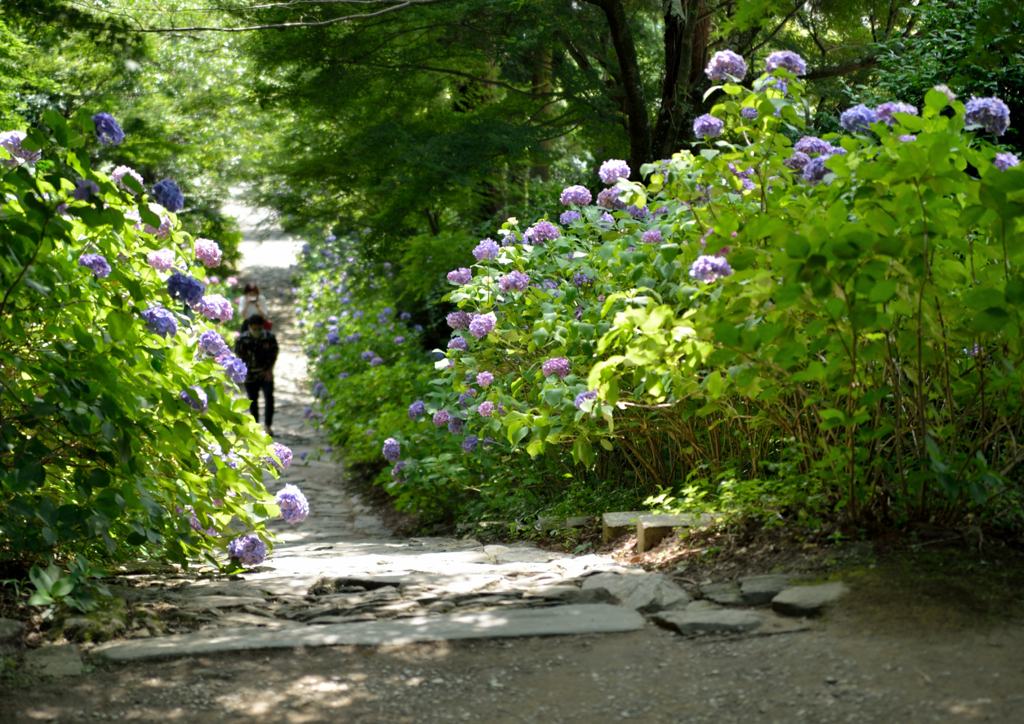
[244,379,274,428]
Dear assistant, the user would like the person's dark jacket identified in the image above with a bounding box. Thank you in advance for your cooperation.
[234,330,278,383]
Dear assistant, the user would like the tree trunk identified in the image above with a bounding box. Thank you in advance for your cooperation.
[652,0,710,159]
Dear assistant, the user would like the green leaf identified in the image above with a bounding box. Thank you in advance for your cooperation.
[869,279,897,303]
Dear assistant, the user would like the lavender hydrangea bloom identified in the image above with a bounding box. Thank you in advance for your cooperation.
[196,294,233,322]
[741,107,759,120]
[92,112,125,145]
[897,134,917,142]
[111,165,143,193]
[468,312,496,338]
[572,273,593,288]
[409,400,426,419]
[542,357,571,379]
[448,417,465,434]
[964,97,1011,136]
[0,131,41,166]
[338,372,349,379]
[142,306,177,337]
[598,159,630,184]
[167,272,205,307]
[73,178,100,201]
[219,354,248,384]
[560,185,593,206]
[227,535,267,567]
[391,461,407,482]
[689,255,734,283]
[525,220,561,244]
[476,371,494,388]
[875,102,919,126]
[458,389,477,407]
[179,386,208,413]
[360,350,375,361]
[383,437,400,462]
[194,238,222,268]
[199,330,228,356]
[641,229,662,244]
[840,104,878,133]
[994,152,1020,171]
[268,442,293,471]
[598,212,615,229]
[433,410,450,427]
[574,390,598,409]
[473,238,501,261]
[498,271,530,292]
[783,151,811,171]
[596,187,625,209]
[78,253,111,278]
[560,210,582,225]
[326,331,340,345]
[447,268,473,285]
[704,50,747,81]
[462,435,479,452]
[400,312,412,320]
[153,178,185,212]
[370,357,384,367]
[448,336,468,351]
[129,203,173,237]
[478,401,495,417]
[394,335,405,344]
[276,484,309,524]
[765,50,807,76]
[447,311,471,330]
[803,156,829,183]
[794,136,832,156]
[693,114,724,138]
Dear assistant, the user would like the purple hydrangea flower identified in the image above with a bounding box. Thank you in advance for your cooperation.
[199,330,228,356]
[478,401,495,417]
[394,335,405,344]
[268,442,293,471]
[338,372,349,379]
[194,238,222,268]
[560,210,582,225]
[73,178,100,202]
[195,294,233,322]
[153,178,184,213]
[409,400,426,419]
[462,435,479,452]
[641,229,662,244]
[741,107,758,120]
[167,272,206,306]
[0,130,41,166]
[794,136,832,156]
[227,534,267,567]
[840,104,878,133]
[626,204,650,220]
[92,112,125,145]
[146,248,175,272]
[370,356,384,367]
[391,460,407,482]
[598,212,615,229]
[360,350,375,361]
[111,165,143,193]
[476,371,494,388]
[803,156,829,183]
[689,255,733,283]
[705,50,747,81]
[473,238,501,261]
[433,410,451,427]
[448,336,468,351]
[498,271,530,292]
[560,185,593,206]
[596,187,625,209]
[541,357,571,379]
[179,386,208,413]
[897,135,917,142]
[383,437,400,462]
[447,268,473,285]
[693,114,724,138]
[447,311,471,330]
[400,311,411,320]
[965,96,1011,136]
[219,354,248,384]
[875,102,919,126]
[276,484,309,524]
[598,160,630,185]
[525,220,561,244]
[78,253,111,278]
[574,390,598,409]
[765,50,807,76]
[142,306,177,337]
[326,331,341,345]
[448,417,465,434]
[468,312,496,338]
[783,151,811,171]
[994,152,1020,171]
[458,388,477,407]
[572,272,592,287]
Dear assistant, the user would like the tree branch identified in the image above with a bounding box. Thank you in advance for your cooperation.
[746,0,809,57]
[803,53,880,81]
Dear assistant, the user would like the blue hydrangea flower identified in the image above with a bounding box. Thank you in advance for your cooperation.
[994,152,1020,171]
[448,417,465,434]
[219,354,248,384]
[167,272,206,306]
[447,311,471,330]
[468,312,496,339]
[409,400,426,419]
[338,372,349,379]
[875,102,919,126]
[360,350,375,361]
[92,112,125,145]
[473,238,501,261]
[227,534,267,567]
[476,371,494,388]
[78,253,111,278]
[741,107,758,120]
[73,178,100,202]
[704,50,747,81]
[560,210,582,225]
[498,271,530,292]
[394,335,405,344]
[598,159,630,185]
[525,220,561,244]
[560,185,593,206]
[448,336,468,351]
[803,156,829,183]
[370,357,384,366]
[840,104,877,133]
[572,272,593,288]
[391,460,407,482]
[596,187,625,209]
[462,435,479,452]
[765,50,806,76]
[794,136,832,156]
[275,484,309,523]
[447,268,473,285]
[152,178,184,213]
[383,437,400,462]
[542,357,571,379]
[964,96,1011,136]
[179,386,208,413]
[689,255,733,283]
[574,390,598,409]
[199,330,228,356]
[142,306,177,337]
[693,114,724,138]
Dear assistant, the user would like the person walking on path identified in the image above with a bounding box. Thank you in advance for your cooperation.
[236,283,269,334]
[235,313,279,436]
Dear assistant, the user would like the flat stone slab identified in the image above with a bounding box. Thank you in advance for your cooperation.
[636,514,715,553]
[601,511,645,543]
[700,582,744,606]
[90,604,645,662]
[580,572,689,612]
[772,582,849,616]
[739,575,799,607]
[0,618,25,651]
[651,609,765,635]
[24,644,84,677]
